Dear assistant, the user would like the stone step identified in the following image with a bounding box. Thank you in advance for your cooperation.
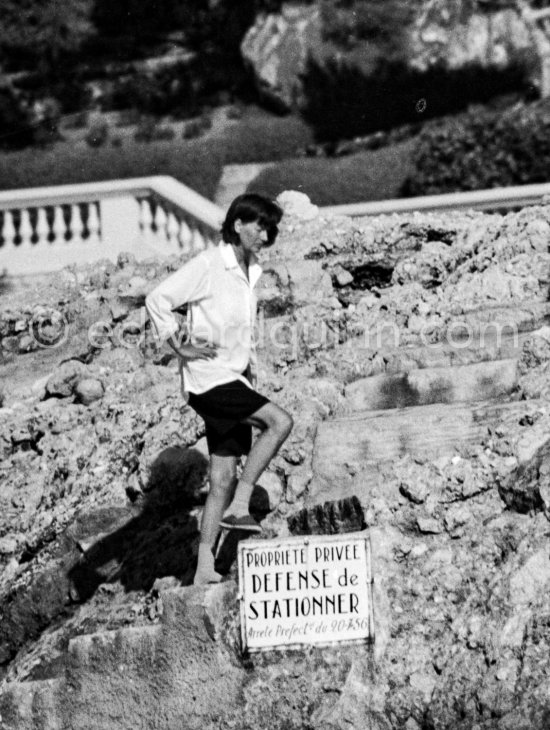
[68,624,161,673]
[370,316,550,376]
[344,359,518,411]
[378,327,535,373]
[309,399,543,504]
[64,584,242,730]
[0,585,233,730]
[0,678,64,730]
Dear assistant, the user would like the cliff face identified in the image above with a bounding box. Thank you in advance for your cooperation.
[1,196,550,728]
[241,1,535,111]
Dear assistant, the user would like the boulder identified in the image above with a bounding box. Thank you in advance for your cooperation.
[45,361,88,399]
[241,4,534,113]
[498,437,550,514]
[241,4,322,111]
[409,7,533,72]
[257,470,284,510]
[74,378,104,406]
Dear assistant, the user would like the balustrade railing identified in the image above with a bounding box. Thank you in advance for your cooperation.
[321,182,550,218]
[3,175,550,276]
[0,177,224,276]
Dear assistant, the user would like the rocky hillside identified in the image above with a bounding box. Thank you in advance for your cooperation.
[1,194,550,728]
[242,1,535,111]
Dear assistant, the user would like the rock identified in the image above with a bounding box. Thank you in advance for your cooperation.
[258,259,332,315]
[409,8,532,72]
[31,375,51,400]
[241,4,322,110]
[416,517,443,534]
[192,437,209,460]
[443,506,473,536]
[498,438,550,513]
[130,369,155,391]
[45,360,88,398]
[509,549,550,608]
[539,483,550,521]
[93,346,143,373]
[117,252,137,269]
[242,4,533,112]
[400,481,428,504]
[409,671,436,703]
[276,191,319,221]
[74,378,104,406]
[256,265,293,316]
[286,468,312,503]
[0,536,18,555]
[524,219,550,253]
[332,264,354,288]
[2,335,20,353]
[288,260,333,306]
[152,576,181,592]
[109,298,130,322]
[119,275,149,305]
[257,471,284,510]
[344,359,518,412]
[311,659,392,730]
[17,334,37,353]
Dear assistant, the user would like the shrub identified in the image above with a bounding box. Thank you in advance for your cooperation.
[134,116,158,142]
[247,138,415,206]
[402,99,550,196]
[0,84,34,149]
[116,108,140,127]
[0,134,224,199]
[182,119,204,140]
[199,110,212,131]
[226,103,245,120]
[0,105,312,200]
[153,126,176,141]
[51,76,93,114]
[64,110,89,129]
[133,117,175,142]
[30,96,62,147]
[85,119,109,147]
[107,61,200,118]
[300,56,532,143]
[320,0,412,56]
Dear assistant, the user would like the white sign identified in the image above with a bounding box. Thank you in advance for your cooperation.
[238,532,374,653]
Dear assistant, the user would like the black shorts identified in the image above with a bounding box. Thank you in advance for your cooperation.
[187,379,270,456]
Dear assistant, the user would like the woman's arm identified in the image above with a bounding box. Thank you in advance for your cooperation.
[145,253,210,343]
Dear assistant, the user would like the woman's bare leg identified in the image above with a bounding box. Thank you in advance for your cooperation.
[194,453,237,585]
[221,403,293,524]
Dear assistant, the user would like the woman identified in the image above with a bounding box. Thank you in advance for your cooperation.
[145,193,293,585]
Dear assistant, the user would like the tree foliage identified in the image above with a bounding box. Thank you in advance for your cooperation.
[402,98,550,196]
[320,0,414,56]
[0,0,94,70]
[301,55,530,142]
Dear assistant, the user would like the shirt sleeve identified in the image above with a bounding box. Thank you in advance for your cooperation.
[145,253,211,342]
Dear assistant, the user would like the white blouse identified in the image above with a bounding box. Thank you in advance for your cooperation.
[145,242,262,394]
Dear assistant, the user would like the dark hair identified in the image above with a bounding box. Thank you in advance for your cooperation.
[221,193,282,247]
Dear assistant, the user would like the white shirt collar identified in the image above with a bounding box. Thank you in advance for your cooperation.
[219,241,262,288]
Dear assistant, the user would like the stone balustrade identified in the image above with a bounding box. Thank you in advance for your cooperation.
[322,181,550,218]
[3,175,550,276]
[0,177,225,276]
